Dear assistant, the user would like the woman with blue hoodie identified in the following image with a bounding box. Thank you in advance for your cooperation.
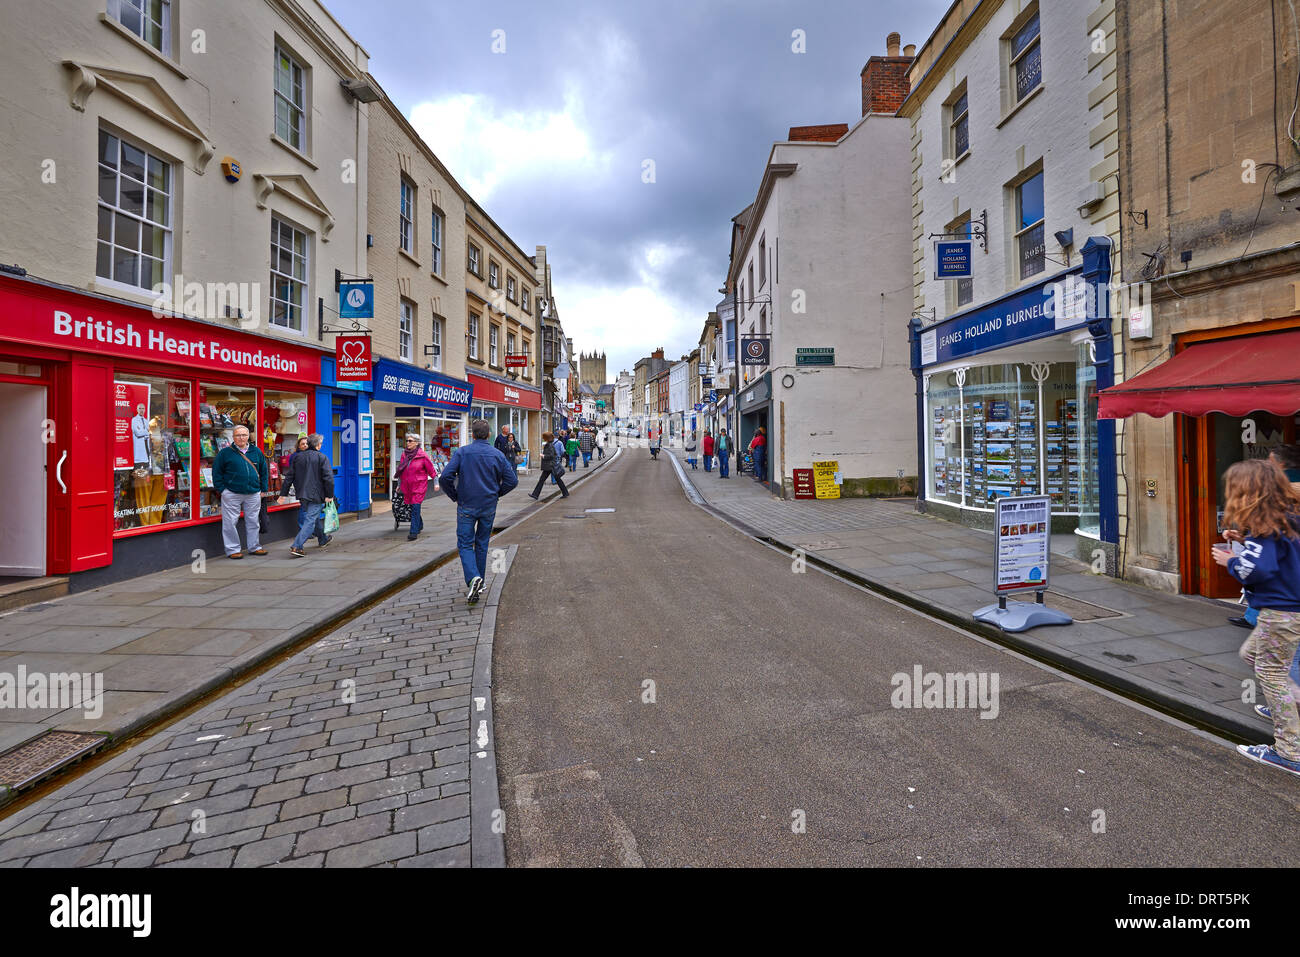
[1213,458,1300,776]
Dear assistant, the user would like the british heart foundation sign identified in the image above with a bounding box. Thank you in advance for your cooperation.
[336,335,372,381]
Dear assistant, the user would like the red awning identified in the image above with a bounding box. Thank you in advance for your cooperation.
[1098,328,1300,419]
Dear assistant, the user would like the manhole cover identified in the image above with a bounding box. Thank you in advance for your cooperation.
[1008,594,1121,621]
[0,731,105,793]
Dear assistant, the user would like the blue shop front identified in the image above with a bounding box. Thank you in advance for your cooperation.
[910,238,1118,556]
[318,355,373,518]
[368,358,474,501]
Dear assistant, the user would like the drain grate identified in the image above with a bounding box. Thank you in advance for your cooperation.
[0,731,106,793]
[1008,593,1122,621]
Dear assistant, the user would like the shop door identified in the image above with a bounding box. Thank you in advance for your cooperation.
[1181,411,1298,597]
[0,382,48,576]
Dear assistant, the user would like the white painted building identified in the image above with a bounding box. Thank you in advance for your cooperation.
[728,78,916,497]
[613,370,633,422]
[668,359,689,414]
[901,0,1122,553]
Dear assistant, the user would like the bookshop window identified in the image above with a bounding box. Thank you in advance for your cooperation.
[196,383,257,518]
[927,362,1082,514]
[113,376,192,531]
[263,390,309,501]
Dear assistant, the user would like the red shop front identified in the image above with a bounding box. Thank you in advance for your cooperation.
[466,372,543,469]
[0,275,328,587]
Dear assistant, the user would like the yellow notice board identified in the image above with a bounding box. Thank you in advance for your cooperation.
[813,460,840,499]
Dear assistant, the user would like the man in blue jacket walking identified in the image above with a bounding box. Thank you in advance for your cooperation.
[439,419,519,604]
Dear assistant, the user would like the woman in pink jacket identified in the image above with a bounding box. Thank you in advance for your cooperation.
[395,434,438,541]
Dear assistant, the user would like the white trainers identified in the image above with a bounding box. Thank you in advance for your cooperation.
[467,576,485,604]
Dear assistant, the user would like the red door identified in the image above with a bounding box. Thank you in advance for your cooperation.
[49,359,114,572]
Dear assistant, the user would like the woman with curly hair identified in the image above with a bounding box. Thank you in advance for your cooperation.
[1213,457,1300,776]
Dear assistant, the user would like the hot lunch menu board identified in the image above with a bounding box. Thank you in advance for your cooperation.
[994,495,1051,593]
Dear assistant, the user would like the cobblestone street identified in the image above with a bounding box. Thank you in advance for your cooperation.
[0,549,514,868]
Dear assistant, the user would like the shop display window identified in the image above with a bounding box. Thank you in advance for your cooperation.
[263,390,309,501]
[112,376,192,531]
[196,383,257,518]
[927,362,1086,517]
[426,415,462,471]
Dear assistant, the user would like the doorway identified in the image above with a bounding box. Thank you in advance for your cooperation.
[0,382,48,576]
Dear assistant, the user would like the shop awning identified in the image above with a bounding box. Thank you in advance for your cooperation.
[1098,329,1300,419]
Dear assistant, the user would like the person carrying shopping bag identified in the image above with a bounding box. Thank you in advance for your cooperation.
[280,433,334,557]
[1213,458,1300,776]
[395,434,438,541]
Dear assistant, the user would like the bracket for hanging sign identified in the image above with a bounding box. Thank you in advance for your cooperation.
[928,208,988,252]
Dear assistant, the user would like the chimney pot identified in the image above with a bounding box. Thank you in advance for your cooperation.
[886,32,901,57]
[904,43,916,57]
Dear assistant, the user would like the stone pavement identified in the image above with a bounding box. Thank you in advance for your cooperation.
[0,544,517,868]
[0,449,619,780]
[669,451,1268,741]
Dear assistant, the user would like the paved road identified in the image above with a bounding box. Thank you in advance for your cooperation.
[491,453,1300,866]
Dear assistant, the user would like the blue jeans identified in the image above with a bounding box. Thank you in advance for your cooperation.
[582,451,592,467]
[752,448,766,481]
[704,454,712,472]
[456,502,497,585]
[719,452,729,477]
[409,501,424,536]
[292,500,327,549]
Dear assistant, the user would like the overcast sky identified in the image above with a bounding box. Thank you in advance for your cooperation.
[325,0,950,379]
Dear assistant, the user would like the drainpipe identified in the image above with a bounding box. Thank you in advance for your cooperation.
[908,316,924,509]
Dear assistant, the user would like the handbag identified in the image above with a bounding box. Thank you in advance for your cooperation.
[322,501,340,535]
[258,498,271,534]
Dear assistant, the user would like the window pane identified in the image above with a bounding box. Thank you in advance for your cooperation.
[1018,172,1044,230]
[1015,40,1042,101]
[145,18,163,50]
[115,213,140,249]
[1019,221,1045,279]
[97,242,112,279]
[99,130,118,167]
[142,255,165,289]
[112,377,193,531]
[954,116,969,156]
[953,93,967,118]
[142,223,166,258]
[113,248,139,285]
[98,166,118,205]
[1012,12,1040,59]
[120,178,145,216]
[121,143,145,181]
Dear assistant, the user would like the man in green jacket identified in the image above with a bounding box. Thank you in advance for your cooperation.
[213,425,269,558]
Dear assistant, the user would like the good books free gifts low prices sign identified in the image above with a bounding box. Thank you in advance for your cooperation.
[994,495,1051,593]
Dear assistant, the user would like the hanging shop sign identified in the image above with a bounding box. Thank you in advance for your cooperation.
[372,358,473,413]
[338,282,375,320]
[813,460,840,500]
[335,334,372,381]
[793,468,815,499]
[795,347,834,367]
[505,354,529,369]
[741,337,770,366]
[934,240,973,279]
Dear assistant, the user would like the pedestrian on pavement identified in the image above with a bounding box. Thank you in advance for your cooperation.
[279,433,335,557]
[1274,443,1300,494]
[703,431,715,472]
[717,428,731,478]
[1214,458,1300,776]
[530,430,571,501]
[685,431,698,469]
[439,419,519,604]
[579,427,594,467]
[495,425,520,465]
[395,433,438,541]
[596,428,606,460]
[213,425,269,558]
[649,426,661,461]
[566,431,580,471]
[748,427,767,483]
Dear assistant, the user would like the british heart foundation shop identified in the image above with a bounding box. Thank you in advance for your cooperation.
[0,275,329,589]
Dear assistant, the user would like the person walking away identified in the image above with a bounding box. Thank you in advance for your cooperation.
[441,419,520,604]
[702,431,715,472]
[579,427,594,467]
[596,428,606,460]
[748,427,767,483]
[395,434,437,541]
[685,431,698,469]
[530,430,570,501]
[565,431,580,471]
[495,425,519,465]
[649,426,660,460]
[1212,458,1300,776]
[279,433,335,557]
[213,425,269,558]
[1228,446,1300,630]
[717,429,731,478]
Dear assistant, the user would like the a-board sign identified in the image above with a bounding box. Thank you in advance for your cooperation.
[793,468,815,499]
[994,495,1051,593]
[813,460,840,500]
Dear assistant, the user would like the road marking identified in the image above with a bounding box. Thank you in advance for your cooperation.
[585,508,616,513]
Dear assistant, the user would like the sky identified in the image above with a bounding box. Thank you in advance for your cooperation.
[324,0,951,379]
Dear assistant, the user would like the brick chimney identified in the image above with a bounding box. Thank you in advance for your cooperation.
[860,32,914,116]
[787,123,850,143]
[652,347,664,360]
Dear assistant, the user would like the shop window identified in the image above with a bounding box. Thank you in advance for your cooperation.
[1015,170,1045,281]
[263,390,309,502]
[1075,341,1101,537]
[97,129,171,292]
[196,384,257,518]
[270,216,308,332]
[426,415,463,470]
[108,0,170,53]
[274,44,307,150]
[112,376,191,531]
